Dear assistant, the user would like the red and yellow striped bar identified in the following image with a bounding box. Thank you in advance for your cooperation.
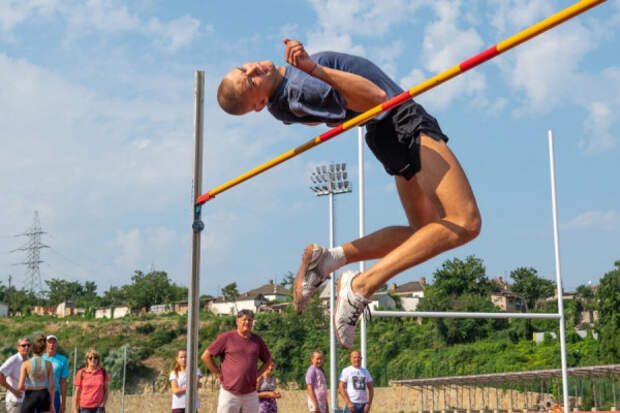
[196,0,606,206]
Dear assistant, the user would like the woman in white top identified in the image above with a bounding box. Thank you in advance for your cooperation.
[169,349,202,413]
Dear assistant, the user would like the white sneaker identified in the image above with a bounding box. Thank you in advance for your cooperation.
[293,244,330,314]
[333,270,371,349]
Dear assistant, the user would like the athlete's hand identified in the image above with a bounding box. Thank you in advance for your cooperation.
[283,38,316,74]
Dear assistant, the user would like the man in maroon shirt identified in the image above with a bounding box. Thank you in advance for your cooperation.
[202,309,272,413]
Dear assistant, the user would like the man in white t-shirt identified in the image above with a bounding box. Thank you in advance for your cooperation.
[0,337,31,413]
[338,350,374,413]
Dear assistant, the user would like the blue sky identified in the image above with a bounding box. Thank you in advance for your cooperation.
[1,0,618,298]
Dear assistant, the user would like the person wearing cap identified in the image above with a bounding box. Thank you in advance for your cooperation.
[201,309,272,413]
[0,337,31,413]
[42,335,69,413]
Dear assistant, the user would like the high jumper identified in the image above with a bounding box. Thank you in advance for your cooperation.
[202,0,606,349]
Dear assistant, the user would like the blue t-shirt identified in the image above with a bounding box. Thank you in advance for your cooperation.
[42,353,69,393]
[268,51,405,127]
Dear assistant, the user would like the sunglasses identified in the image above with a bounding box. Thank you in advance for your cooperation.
[19,343,31,348]
[88,356,99,360]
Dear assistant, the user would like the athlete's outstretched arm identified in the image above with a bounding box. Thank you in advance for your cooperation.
[283,38,386,113]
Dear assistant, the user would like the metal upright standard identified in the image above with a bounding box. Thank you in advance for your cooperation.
[548,130,570,413]
[372,130,572,413]
[187,70,204,413]
[310,163,351,413]
[358,127,368,368]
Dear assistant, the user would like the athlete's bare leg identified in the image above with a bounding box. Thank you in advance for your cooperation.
[342,133,481,297]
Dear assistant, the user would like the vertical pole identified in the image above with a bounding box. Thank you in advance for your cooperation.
[358,127,367,367]
[121,345,127,413]
[72,347,77,397]
[329,190,337,413]
[548,130,570,413]
[188,70,205,413]
[611,374,617,411]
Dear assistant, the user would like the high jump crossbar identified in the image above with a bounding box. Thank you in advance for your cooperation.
[195,0,606,207]
[369,310,561,319]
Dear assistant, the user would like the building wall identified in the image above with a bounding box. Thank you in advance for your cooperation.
[400,296,421,311]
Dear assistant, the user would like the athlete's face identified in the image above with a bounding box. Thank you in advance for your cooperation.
[226,60,276,113]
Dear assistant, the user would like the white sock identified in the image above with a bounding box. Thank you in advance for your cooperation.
[319,246,346,275]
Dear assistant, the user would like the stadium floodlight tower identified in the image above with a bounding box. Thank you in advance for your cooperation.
[309,162,351,413]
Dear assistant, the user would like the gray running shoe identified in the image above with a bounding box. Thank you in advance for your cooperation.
[333,270,371,349]
[293,244,330,314]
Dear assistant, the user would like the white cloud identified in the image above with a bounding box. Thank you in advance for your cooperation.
[1,0,201,52]
[111,226,182,271]
[563,210,620,231]
[146,15,201,52]
[579,102,615,154]
[305,0,424,62]
[397,1,487,109]
[421,1,484,73]
[488,0,552,35]
[0,0,58,33]
[502,24,594,112]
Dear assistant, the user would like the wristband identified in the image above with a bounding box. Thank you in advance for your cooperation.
[309,63,318,75]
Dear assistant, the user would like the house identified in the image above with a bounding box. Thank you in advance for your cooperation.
[544,291,577,302]
[150,303,173,314]
[31,305,56,316]
[368,293,396,311]
[491,291,525,312]
[209,281,289,316]
[318,284,396,311]
[0,302,8,317]
[55,301,85,317]
[174,301,189,315]
[94,305,131,319]
[243,280,289,302]
[209,293,268,315]
[579,309,599,325]
[388,278,426,311]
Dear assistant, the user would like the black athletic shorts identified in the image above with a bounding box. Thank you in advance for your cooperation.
[21,389,50,413]
[365,100,449,180]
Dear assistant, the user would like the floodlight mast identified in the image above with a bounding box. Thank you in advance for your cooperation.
[309,162,351,413]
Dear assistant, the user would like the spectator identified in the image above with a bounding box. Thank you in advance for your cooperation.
[170,349,202,413]
[0,337,31,413]
[257,360,280,413]
[43,335,69,413]
[201,309,271,413]
[338,350,373,413]
[18,335,55,413]
[72,349,109,413]
[305,350,328,413]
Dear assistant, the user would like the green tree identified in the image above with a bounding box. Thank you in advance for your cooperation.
[221,282,239,301]
[101,286,126,307]
[433,255,497,296]
[44,278,100,309]
[596,260,620,363]
[123,270,183,310]
[509,267,555,310]
[0,285,41,314]
[221,282,239,313]
[418,256,506,344]
[45,278,84,305]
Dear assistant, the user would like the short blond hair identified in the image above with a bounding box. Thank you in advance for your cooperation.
[217,77,247,115]
[85,349,101,365]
